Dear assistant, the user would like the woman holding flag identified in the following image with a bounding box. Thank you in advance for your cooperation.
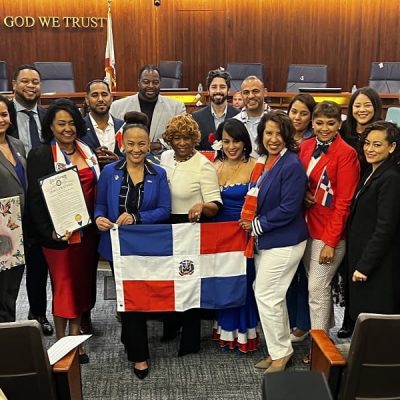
[94,112,171,379]
[27,99,100,362]
[240,111,308,373]
[299,101,359,335]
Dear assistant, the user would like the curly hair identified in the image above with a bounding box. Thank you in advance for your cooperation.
[162,114,201,145]
[41,99,86,143]
[257,110,299,154]
[206,69,232,90]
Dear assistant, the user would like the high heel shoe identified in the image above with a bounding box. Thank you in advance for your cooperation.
[265,353,293,374]
[133,362,149,380]
[254,355,272,369]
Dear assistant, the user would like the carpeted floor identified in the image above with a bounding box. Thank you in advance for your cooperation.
[16,269,348,400]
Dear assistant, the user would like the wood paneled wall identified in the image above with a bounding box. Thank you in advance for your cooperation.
[0,0,399,92]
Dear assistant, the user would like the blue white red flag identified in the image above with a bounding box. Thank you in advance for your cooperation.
[314,166,334,207]
[110,222,247,312]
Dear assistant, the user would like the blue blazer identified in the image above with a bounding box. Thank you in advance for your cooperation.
[94,160,171,260]
[81,114,125,158]
[252,151,308,250]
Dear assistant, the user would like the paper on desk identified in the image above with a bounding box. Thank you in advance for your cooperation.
[48,334,92,365]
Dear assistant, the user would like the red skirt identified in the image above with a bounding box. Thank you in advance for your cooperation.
[43,228,98,319]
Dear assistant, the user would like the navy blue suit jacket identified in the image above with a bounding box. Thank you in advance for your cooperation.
[94,160,171,260]
[253,151,308,250]
[192,104,239,150]
[81,114,124,157]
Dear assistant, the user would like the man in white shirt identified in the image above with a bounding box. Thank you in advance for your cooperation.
[234,76,271,157]
[82,79,124,168]
[110,64,186,153]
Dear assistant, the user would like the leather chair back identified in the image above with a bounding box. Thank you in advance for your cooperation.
[0,320,57,399]
[0,61,8,91]
[226,63,265,92]
[340,313,400,400]
[159,60,183,88]
[369,62,400,93]
[286,64,328,92]
[33,62,76,93]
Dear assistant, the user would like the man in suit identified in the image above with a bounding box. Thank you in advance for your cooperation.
[192,69,240,150]
[110,64,186,153]
[82,79,124,168]
[10,64,53,335]
[234,76,271,157]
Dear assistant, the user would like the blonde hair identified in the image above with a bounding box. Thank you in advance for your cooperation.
[162,114,201,145]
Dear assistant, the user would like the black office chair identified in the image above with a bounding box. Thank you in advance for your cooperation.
[158,60,183,89]
[0,320,82,400]
[369,62,400,93]
[33,62,76,93]
[0,61,8,91]
[311,313,400,400]
[225,63,265,92]
[286,64,328,92]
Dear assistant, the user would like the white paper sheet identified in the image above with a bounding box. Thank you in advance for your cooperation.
[47,334,91,365]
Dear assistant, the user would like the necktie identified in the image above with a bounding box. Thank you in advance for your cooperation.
[313,143,329,158]
[21,110,41,148]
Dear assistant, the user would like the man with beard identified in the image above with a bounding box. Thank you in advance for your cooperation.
[82,79,124,168]
[192,69,239,150]
[110,65,185,153]
[9,64,54,336]
[234,75,271,157]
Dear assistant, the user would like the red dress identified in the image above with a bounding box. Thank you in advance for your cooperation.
[43,168,98,319]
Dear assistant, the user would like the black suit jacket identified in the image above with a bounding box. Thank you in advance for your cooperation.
[192,104,239,150]
[347,158,400,319]
[81,114,125,158]
[8,104,46,141]
[26,145,68,250]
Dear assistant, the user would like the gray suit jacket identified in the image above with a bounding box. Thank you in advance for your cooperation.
[0,136,27,213]
[109,93,186,141]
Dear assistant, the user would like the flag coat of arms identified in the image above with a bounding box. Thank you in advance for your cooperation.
[314,166,334,207]
[110,222,247,312]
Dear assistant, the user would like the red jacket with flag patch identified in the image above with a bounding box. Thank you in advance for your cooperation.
[299,134,360,247]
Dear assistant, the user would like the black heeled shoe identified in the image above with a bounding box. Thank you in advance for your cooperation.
[79,353,90,364]
[133,365,149,380]
[337,327,353,338]
[178,348,199,357]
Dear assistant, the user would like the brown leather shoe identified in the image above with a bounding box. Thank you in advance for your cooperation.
[265,353,293,374]
[254,356,272,369]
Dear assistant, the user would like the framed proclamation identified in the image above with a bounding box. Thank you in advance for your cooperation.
[39,166,91,239]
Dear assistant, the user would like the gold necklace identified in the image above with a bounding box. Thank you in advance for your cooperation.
[219,160,243,188]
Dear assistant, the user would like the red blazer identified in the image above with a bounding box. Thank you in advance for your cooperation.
[299,134,360,247]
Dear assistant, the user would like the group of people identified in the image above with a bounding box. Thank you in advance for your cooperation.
[1,63,400,380]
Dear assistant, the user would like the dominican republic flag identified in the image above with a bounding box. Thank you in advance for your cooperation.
[104,0,116,90]
[110,222,247,312]
[314,166,334,207]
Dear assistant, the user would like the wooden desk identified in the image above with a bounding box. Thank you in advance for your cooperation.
[26,91,400,114]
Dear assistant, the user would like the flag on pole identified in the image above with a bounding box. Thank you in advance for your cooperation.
[314,166,334,207]
[105,0,116,90]
[110,222,247,312]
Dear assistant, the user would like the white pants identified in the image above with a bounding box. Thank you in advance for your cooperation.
[254,240,307,360]
[303,238,345,332]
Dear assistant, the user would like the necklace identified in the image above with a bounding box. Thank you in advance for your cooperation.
[174,151,195,163]
[64,147,76,156]
[218,160,243,189]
